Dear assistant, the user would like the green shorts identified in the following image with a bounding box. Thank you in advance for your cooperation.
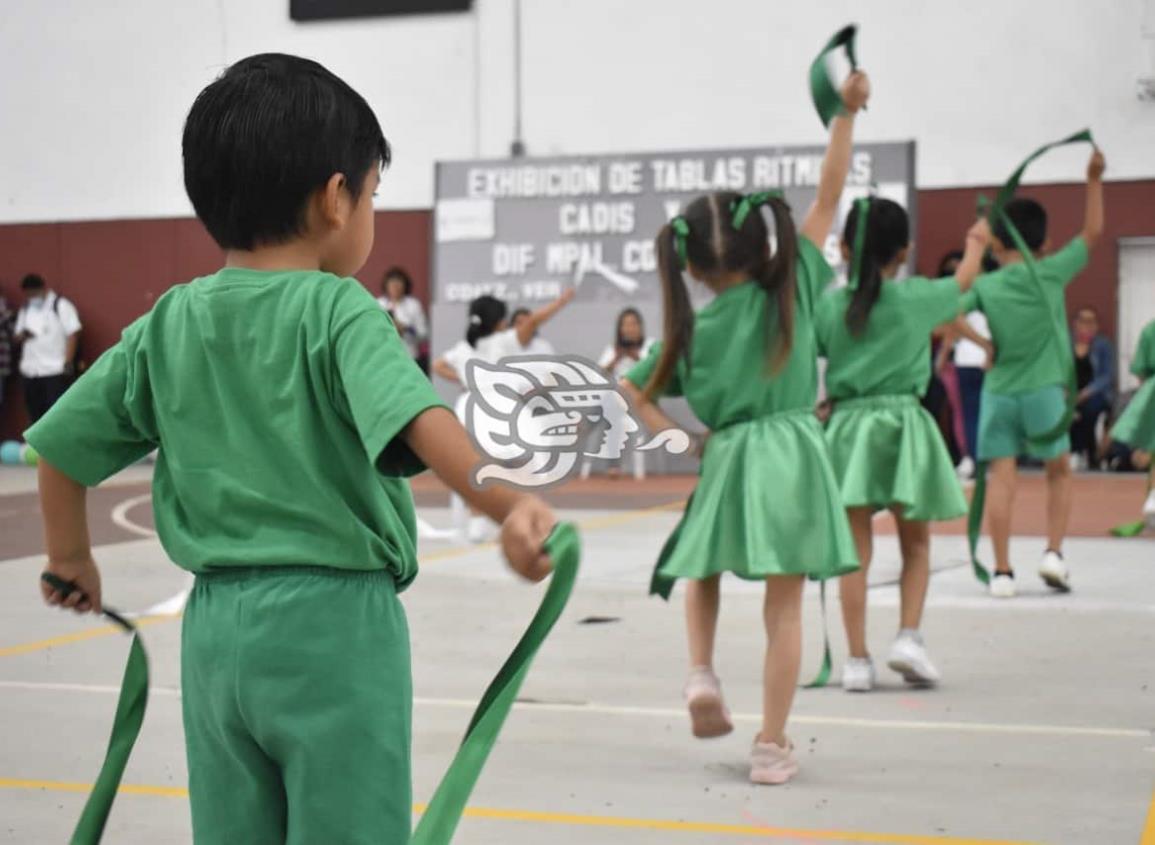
[977,385,1070,462]
[181,566,412,845]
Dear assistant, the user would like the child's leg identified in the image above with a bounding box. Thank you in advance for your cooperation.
[182,585,288,845]
[1043,454,1073,554]
[685,574,721,668]
[760,574,805,747]
[894,512,931,631]
[838,507,874,659]
[986,457,1018,574]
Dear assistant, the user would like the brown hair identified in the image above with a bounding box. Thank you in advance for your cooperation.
[644,192,797,399]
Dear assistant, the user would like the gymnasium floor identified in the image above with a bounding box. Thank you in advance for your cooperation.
[1,466,1153,844]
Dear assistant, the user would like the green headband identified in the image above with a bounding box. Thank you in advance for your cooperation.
[730,190,784,230]
[846,196,871,291]
[809,24,859,128]
[670,216,691,270]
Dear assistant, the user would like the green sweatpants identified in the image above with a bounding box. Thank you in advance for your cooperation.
[181,566,412,844]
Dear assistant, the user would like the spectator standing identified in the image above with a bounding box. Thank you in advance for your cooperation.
[14,274,81,424]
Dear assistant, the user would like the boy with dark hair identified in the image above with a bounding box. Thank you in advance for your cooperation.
[960,150,1106,598]
[14,272,82,422]
[28,53,556,844]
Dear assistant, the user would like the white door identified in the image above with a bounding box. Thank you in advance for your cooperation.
[1117,238,1155,391]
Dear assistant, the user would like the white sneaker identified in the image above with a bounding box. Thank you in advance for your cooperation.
[1143,490,1155,531]
[1039,550,1071,592]
[887,632,941,687]
[466,516,498,544]
[841,657,875,692]
[684,666,733,739]
[956,456,975,481]
[989,571,1016,598]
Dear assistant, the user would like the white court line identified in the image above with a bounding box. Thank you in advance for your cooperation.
[0,681,1146,740]
[109,494,156,539]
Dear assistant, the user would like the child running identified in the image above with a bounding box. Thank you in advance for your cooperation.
[29,54,557,844]
[961,149,1106,597]
[619,71,870,785]
[814,199,991,691]
[1105,317,1155,527]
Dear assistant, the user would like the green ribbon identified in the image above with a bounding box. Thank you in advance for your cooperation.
[39,574,149,845]
[847,196,871,291]
[730,191,784,230]
[809,24,858,128]
[412,522,581,845]
[802,580,833,688]
[670,217,691,270]
[1112,519,1146,538]
[965,129,1097,583]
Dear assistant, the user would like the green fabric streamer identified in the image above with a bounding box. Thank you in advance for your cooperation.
[1111,520,1146,538]
[38,574,149,845]
[966,129,1096,584]
[802,580,833,688]
[670,217,691,270]
[809,25,858,128]
[412,522,581,845]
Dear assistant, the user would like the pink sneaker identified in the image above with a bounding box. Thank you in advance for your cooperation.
[749,736,799,785]
[684,666,733,739]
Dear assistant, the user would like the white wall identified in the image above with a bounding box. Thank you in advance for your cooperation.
[2,0,1153,223]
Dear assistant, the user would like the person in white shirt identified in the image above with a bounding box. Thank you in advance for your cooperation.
[597,307,654,380]
[375,266,429,372]
[940,250,992,471]
[14,274,81,423]
[433,289,574,541]
[510,308,556,356]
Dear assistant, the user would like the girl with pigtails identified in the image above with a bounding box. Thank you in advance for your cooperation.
[814,200,991,693]
[620,71,870,785]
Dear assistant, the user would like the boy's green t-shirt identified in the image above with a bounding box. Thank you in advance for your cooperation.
[626,236,832,427]
[25,268,445,588]
[815,276,961,400]
[959,236,1088,395]
[1131,320,1155,379]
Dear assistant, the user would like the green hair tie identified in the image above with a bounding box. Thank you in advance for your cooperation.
[847,196,871,291]
[730,190,784,230]
[670,216,691,269]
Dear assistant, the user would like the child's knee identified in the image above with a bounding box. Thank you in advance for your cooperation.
[1045,456,1072,479]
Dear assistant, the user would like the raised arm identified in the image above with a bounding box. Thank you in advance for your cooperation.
[953,218,992,293]
[515,288,575,347]
[1081,149,1106,250]
[800,71,871,247]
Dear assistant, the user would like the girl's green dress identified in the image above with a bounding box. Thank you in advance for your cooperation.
[627,237,859,596]
[814,275,967,521]
[1113,320,1155,451]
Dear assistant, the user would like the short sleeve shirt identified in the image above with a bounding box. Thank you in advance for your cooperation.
[15,292,82,378]
[816,276,961,400]
[1131,320,1155,380]
[626,236,833,428]
[959,237,1088,394]
[25,268,445,587]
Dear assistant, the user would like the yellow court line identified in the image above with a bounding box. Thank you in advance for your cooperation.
[0,778,1035,844]
[1140,783,1155,845]
[0,615,173,658]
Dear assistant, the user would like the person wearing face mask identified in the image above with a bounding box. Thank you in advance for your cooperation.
[1069,306,1114,469]
[13,274,82,424]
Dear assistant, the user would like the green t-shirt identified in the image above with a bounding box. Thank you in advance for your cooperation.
[1131,320,1155,380]
[25,267,445,587]
[626,236,833,427]
[815,276,961,400]
[959,237,1088,395]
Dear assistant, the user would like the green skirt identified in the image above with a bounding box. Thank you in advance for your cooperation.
[825,394,967,522]
[1113,379,1155,452]
[652,409,858,597]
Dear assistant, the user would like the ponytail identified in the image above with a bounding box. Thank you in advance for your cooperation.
[465,295,507,347]
[843,197,909,337]
[753,196,798,373]
[644,221,695,400]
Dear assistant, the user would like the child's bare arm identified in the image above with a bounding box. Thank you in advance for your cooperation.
[515,288,575,347]
[801,71,870,247]
[402,407,553,581]
[37,460,102,614]
[951,315,996,365]
[432,357,461,384]
[1082,150,1106,250]
[954,218,992,293]
[619,379,679,435]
